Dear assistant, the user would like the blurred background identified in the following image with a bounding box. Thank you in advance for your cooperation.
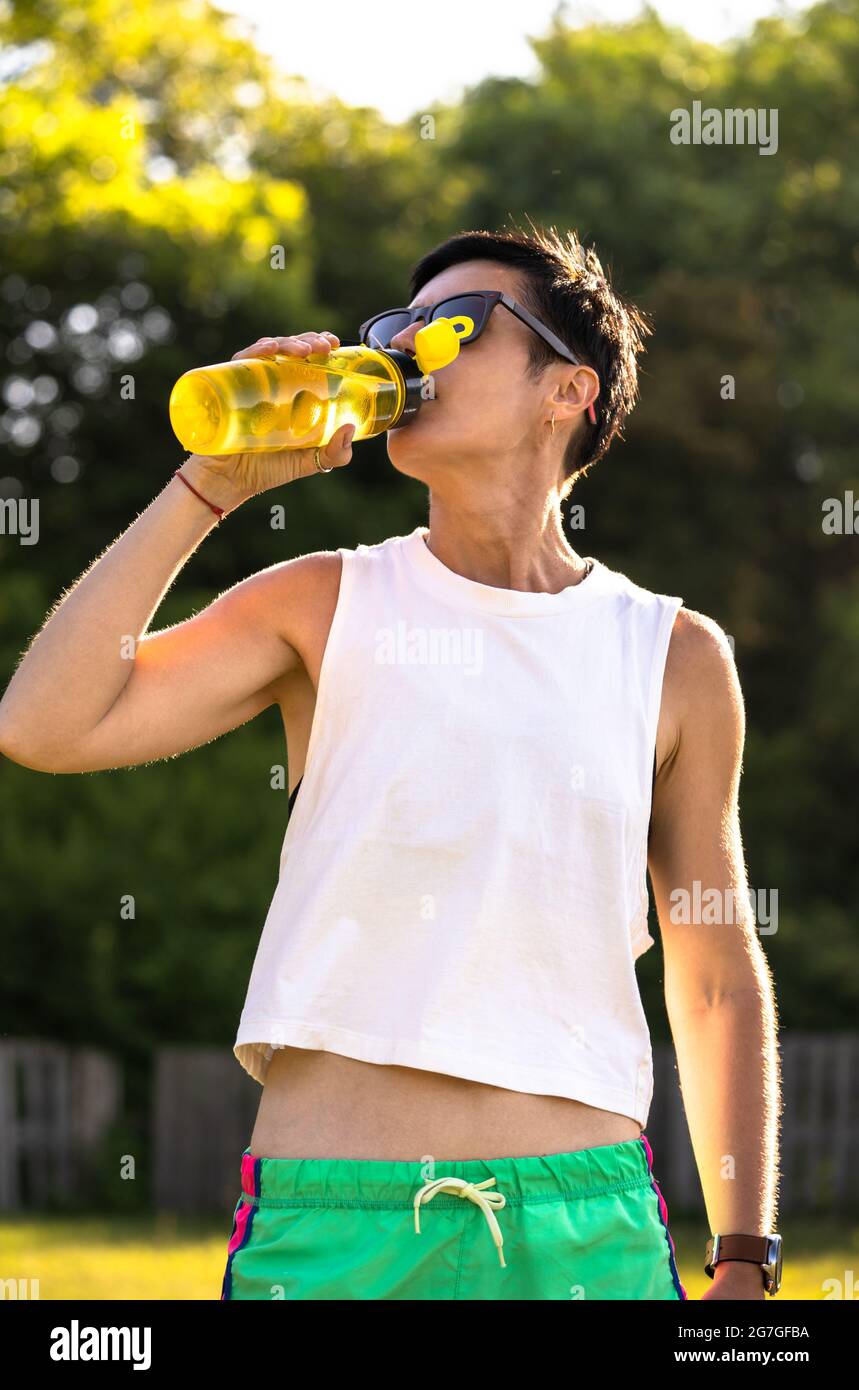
[1,0,858,1299]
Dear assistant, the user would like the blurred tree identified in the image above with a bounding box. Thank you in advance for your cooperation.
[1,0,857,1091]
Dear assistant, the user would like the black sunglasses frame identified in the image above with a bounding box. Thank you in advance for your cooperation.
[359,290,589,370]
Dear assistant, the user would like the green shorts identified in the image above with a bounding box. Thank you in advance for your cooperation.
[220,1131,687,1301]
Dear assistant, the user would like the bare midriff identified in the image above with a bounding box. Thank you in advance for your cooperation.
[249,1046,642,1161]
[251,589,656,1166]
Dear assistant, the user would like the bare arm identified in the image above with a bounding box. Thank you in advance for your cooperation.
[648,609,780,1301]
[0,332,354,774]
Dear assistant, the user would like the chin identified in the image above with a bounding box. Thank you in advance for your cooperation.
[385,436,436,484]
[388,423,453,474]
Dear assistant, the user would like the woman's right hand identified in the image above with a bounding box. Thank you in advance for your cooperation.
[180,331,356,514]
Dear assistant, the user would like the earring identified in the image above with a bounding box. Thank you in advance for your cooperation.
[550,412,556,434]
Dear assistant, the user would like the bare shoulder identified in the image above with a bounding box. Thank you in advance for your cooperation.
[659,607,745,770]
[231,548,343,636]
[665,607,740,697]
[232,544,343,617]
[243,547,343,597]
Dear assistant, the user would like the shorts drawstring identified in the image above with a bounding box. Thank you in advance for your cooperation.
[413,1175,507,1268]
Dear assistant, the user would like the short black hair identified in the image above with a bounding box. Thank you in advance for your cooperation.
[409,223,652,493]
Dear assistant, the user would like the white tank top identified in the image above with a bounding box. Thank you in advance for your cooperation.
[235,526,683,1128]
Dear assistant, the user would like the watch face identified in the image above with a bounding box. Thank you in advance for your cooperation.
[765,1235,783,1293]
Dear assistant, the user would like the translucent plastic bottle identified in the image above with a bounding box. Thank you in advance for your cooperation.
[169,344,426,455]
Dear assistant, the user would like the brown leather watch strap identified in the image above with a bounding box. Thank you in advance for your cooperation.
[706,1234,770,1270]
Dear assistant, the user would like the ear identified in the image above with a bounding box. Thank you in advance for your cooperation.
[550,365,599,426]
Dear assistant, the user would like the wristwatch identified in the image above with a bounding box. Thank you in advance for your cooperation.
[705,1233,783,1295]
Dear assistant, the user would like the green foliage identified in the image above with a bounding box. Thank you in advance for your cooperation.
[0,0,857,1089]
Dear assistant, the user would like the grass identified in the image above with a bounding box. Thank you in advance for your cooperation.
[0,1213,231,1301]
[1,1214,857,1300]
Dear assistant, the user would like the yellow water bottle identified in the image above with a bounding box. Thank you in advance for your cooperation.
[169,343,427,455]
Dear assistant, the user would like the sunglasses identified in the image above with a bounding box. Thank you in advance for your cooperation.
[359,290,597,424]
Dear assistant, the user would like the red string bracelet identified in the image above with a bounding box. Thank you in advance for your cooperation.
[173,467,225,519]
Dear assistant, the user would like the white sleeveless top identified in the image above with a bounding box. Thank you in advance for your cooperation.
[235,526,683,1127]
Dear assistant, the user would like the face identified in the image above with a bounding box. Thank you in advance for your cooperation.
[382,260,554,485]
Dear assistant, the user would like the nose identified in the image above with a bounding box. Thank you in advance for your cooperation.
[388,317,426,356]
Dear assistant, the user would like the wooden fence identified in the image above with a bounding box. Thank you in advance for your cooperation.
[152,1047,259,1214]
[0,1040,122,1210]
[1,1034,858,1214]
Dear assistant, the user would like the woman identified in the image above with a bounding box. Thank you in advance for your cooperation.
[0,226,780,1300]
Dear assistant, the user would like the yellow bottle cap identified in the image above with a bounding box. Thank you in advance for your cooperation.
[413,314,475,375]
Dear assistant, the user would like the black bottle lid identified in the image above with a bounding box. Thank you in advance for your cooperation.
[383,348,425,425]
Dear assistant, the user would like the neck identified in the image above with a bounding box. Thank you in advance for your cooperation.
[424,490,590,594]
